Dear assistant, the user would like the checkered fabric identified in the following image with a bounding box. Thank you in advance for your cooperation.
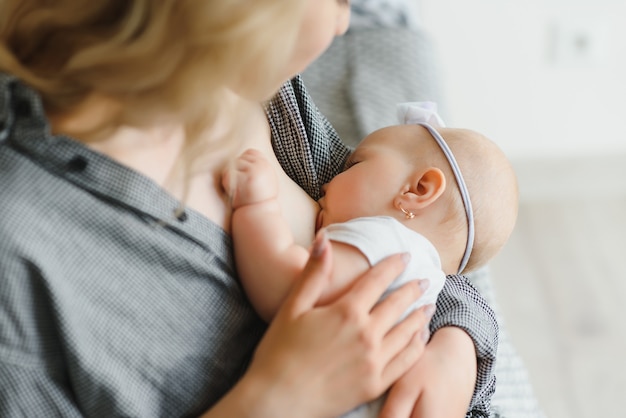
[350,0,421,29]
[302,28,445,148]
[0,72,498,416]
[0,73,266,417]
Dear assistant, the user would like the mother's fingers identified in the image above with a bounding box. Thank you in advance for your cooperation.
[279,230,333,317]
[370,279,429,335]
[339,253,411,311]
[379,306,433,378]
[380,326,425,390]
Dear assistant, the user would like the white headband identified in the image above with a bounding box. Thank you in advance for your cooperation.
[397,102,475,274]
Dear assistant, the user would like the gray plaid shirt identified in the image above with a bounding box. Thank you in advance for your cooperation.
[0,73,496,417]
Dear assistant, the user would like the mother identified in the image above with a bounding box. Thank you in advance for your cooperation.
[0,0,496,417]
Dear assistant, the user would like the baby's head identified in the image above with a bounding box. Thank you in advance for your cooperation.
[319,123,518,274]
[431,126,519,273]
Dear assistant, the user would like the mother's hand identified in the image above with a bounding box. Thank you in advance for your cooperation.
[379,327,477,418]
[240,231,432,418]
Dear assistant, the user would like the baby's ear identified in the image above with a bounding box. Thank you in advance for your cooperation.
[395,168,446,210]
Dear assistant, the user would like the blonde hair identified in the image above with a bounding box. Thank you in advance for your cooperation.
[0,0,305,189]
[436,128,519,273]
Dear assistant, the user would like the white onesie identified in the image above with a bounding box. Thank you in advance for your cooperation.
[325,216,446,418]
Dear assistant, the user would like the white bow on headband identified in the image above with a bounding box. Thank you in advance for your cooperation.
[397,101,446,128]
[396,102,475,275]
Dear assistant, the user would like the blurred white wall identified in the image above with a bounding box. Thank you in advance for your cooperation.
[419,0,626,160]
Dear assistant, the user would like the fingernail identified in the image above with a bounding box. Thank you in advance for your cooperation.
[424,304,436,319]
[421,329,431,343]
[311,228,328,258]
[401,252,411,264]
[418,279,430,292]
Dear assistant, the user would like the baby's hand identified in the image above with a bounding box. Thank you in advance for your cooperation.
[222,148,278,209]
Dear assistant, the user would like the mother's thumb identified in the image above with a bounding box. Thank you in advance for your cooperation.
[281,229,333,316]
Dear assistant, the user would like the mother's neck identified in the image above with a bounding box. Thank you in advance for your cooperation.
[46,92,242,187]
[46,91,262,229]
[48,95,185,188]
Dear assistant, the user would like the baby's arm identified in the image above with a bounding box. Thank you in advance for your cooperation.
[224,149,369,321]
[381,275,497,417]
[224,149,310,321]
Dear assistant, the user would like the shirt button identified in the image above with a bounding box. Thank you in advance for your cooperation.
[175,210,188,222]
[67,156,88,172]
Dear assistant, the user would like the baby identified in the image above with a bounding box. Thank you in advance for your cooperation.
[224,102,519,417]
